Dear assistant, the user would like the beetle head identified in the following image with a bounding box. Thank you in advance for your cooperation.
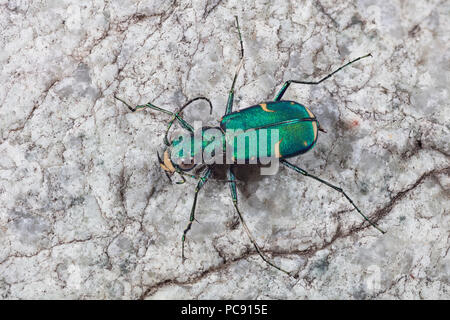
[158,131,201,181]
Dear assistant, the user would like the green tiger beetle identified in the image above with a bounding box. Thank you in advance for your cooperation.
[115,17,385,276]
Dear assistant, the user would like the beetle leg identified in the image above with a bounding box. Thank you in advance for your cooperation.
[224,16,245,116]
[114,95,194,145]
[274,53,372,101]
[281,159,386,234]
[181,167,213,262]
[227,166,292,276]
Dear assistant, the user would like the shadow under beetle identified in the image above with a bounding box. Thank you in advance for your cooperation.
[115,17,385,276]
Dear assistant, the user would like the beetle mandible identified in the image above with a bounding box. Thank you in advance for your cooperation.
[115,16,385,276]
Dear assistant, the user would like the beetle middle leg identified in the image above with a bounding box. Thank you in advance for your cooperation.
[281,159,385,234]
[273,53,372,101]
[181,167,213,261]
[224,16,245,116]
[227,166,291,276]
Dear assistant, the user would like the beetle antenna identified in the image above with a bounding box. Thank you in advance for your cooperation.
[164,97,213,146]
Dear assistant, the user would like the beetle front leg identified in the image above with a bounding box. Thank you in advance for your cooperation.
[181,167,213,262]
[274,53,372,101]
[114,95,194,145]
[227,166,292,276]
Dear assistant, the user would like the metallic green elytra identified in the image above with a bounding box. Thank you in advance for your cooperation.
[221,101,319,160]
[114,16,385,277]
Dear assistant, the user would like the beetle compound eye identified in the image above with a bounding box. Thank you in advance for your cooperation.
[170,129,185,143]
[178,158,196,171]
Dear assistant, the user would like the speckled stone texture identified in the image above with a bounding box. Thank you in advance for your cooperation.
[0,0,449,299]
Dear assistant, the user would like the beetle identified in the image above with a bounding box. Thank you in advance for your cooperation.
[115,17,385,276]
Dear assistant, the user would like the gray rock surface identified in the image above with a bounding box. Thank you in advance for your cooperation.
[0,0,448,299]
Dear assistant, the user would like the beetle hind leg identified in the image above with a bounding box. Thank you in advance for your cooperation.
[274,53,372,101]
[281,159,386,234]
